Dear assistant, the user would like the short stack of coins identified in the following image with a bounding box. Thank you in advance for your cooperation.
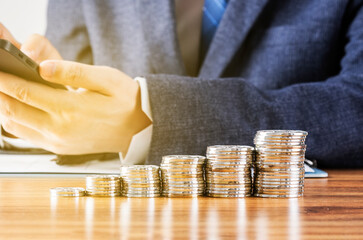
[253,130,308,198]
[120,165,161,197]
[50,187,86,197]
[85,175,122,197]
[160,155,206,197]
[205,145,254,197]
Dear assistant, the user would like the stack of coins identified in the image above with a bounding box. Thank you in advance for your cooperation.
[120,165,161,197]
[253,130,308,198]
[205,145,254,197]
[160,155,206,197]
[85,175,122,197]
[50,187,86,197]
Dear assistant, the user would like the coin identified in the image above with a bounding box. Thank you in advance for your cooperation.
[161,155,205,197]
[120,165,161,197]
[85,175,122,197]
[205,145,253,198]
[50,187,86,197]
[253,130,307,198]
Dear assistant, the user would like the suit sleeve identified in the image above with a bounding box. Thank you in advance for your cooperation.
[144,5,363,168]
[45,0,92,64]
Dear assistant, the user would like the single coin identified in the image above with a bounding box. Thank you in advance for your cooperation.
[254,193,303,198]
[162,193,203,198]
[207,193,251,198]
[86,192,121,197]
[207,145,254,153]
[122,193,161,197]
[50,187,86,197]
[86,175,121,180]
[255,130,308,136]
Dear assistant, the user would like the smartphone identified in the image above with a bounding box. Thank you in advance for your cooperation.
[0,39,65,89]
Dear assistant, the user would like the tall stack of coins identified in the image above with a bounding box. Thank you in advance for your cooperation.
[160,155,206,197]
[205,145,254,197]
[85,175,122,197]
[120,165,161,197]
[253,130,308,198]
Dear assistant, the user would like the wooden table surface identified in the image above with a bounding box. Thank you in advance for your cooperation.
[0,170,362,240]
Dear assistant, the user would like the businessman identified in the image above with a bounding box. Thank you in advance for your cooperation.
[0,0,362,168]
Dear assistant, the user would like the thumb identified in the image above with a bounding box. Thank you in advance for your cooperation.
[21,34,62,64]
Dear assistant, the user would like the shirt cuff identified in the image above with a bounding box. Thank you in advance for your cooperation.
[0,125,4,148]
[119,77,153,165]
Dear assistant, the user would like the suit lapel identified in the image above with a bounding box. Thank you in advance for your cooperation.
[137,0,185,75]
[199,0,269,78]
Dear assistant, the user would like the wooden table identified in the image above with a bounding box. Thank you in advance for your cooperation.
[0,170,362,239]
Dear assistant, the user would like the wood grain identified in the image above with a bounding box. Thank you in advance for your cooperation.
[0,170,362,240]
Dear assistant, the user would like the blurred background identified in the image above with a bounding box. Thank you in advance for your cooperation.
[0,0,48,43]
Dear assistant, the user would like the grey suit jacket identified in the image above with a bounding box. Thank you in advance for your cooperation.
[46,0,363,168]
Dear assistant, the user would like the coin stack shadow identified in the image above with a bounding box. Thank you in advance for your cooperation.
[253,130,308,198]
[205,145,254,197]
[160,155,206,197]
[85,175,122,197]
[120,165,161,197]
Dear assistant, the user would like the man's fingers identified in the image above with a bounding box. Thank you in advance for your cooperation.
[39,60,125,95]
[0,92,51,132]
[20,34,62,63]
[1,119,47,149]
[0,22,21,48]
[0,71,73,112]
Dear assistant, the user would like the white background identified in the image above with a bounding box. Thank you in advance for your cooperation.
[0,0,48,43]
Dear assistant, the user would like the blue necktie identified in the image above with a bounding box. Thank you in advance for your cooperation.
[200,0,228,63]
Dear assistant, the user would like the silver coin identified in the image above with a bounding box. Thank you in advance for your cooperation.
[206,188,252,194]
[86,186,121,190]
[206,188,252,193]
[205,162,252,167]
[162,189,204,194]
[162,179,205,183]
[162,193,203,197]
[254,193,303,198]
[121,165,159,170]
[86,189,121,194]
[207,193,251,198]
[123,183,160,188]
[256,143,306,148]
[86,175,121,180]
[206,190,251,195]
[205,167,251,173]
[255,175,305,180]
[205,180,251,185]
[254,179,304,185]
[160,164,204,169]
[162,155,205,163]
[205,175,251,181]
[207,145,254,152]
[254,140,305,145]
[122,191,161,195]
[254,162,304,166]
[255,156,305,161]
[122,193,161,197]
[87,192,121,197]
[161,174,204,179]
[50,187,86,197]
[254,188,303,194]
[255,130,308,136]
[206,182,251,187]
[162,182,204,187]
[160,169,203,174]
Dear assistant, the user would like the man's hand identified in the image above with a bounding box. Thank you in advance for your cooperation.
[0,60,151,155]
[0,23,151,155]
